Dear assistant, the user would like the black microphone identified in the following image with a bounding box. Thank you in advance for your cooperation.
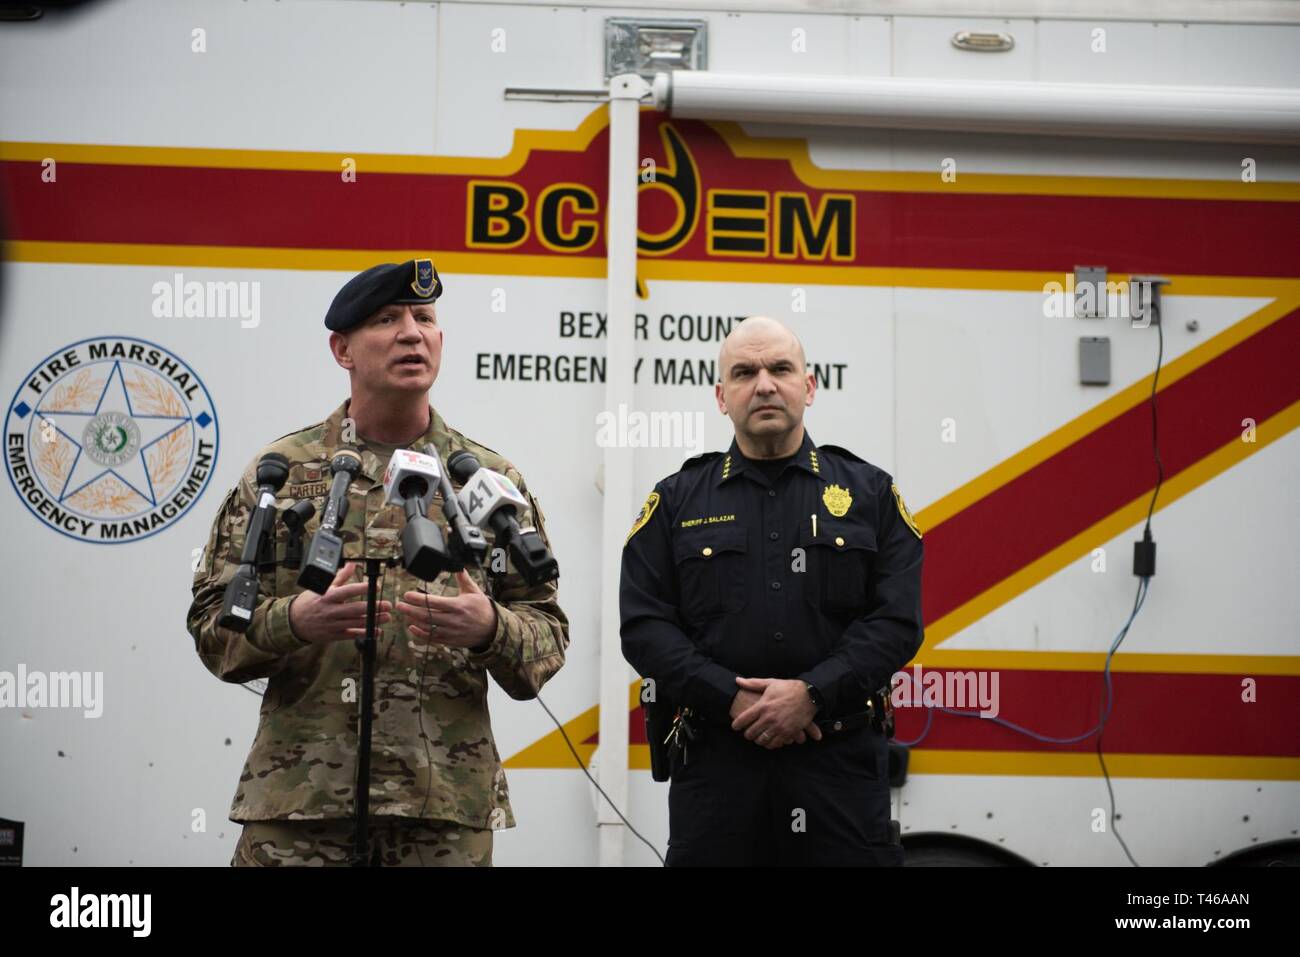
[297,448,363,594]
[447,450,558,585]
[424,444,489,569]
[219,453,290,632]
[381,447,453,581]
[280,499,316,571]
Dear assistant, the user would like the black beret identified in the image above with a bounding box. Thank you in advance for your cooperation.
[324,258,443,332]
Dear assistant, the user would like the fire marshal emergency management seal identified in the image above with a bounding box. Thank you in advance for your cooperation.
[5,336,219,544]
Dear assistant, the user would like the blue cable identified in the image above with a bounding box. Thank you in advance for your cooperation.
[893,575,1149,747]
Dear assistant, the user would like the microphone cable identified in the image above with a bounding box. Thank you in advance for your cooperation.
[533,689,666,866]
[411,571,664,865]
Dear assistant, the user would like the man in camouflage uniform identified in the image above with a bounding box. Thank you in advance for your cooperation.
[187,259,568,867]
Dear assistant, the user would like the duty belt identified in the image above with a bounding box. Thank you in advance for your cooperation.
[684,686,895,738]
[818,688,895,738]
[648,685,895,780]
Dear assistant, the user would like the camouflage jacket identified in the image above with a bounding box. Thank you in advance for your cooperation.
[186,399,569,828]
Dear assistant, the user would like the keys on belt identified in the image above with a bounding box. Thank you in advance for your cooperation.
[665,706,698,768]
[870,687,896,738]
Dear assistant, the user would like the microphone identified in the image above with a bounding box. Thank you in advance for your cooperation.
[280,499,316,571]
[424,444,489,569]
[446,451,559,585]
[297,448,363,594]
[381,448,452,581]
[219,453,290,632]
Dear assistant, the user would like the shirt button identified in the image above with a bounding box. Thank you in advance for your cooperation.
[833,720,843,732]
[835,536,845,547]
[774,632,784,641]
[702,547,713,557]
[768,531,779,541]
[771,581,781,590]
[767,489,777,497]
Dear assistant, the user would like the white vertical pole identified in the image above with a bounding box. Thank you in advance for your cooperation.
[598,73,648,868]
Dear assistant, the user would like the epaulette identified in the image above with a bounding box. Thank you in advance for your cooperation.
[817,444,867,465]
[270,419,327,445]
[818,444,892,489]
[680,450,723,471]
[448,427,503,460]
[447,430,514,479]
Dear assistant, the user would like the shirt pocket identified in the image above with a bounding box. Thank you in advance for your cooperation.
[672,525,749,621]
[798,517,877,619]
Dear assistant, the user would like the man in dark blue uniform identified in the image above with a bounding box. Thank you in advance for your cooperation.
[620,316,924,866]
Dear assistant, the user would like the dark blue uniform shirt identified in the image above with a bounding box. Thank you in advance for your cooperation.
[620,430,924,723]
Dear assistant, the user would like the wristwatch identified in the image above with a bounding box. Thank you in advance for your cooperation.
[804,681,825,715]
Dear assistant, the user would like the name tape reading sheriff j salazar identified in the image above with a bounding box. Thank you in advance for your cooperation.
[472,311,847,388]
[5,337,219,544]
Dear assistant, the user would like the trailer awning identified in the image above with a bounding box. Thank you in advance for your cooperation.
[652,71,1300,143]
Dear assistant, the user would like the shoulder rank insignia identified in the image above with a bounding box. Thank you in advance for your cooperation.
[626,491,661,544]
[892,483,922,539]
[822,484,852,517]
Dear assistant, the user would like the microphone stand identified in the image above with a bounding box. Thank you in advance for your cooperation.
[351,555,394,867]
[351,452,477,867]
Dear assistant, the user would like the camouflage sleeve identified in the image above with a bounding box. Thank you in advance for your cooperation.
[467,467,569,700]
[186,468,310,684]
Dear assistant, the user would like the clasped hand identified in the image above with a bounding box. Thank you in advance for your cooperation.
[729,676,822,750]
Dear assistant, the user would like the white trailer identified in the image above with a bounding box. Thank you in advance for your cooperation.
[0,0,1296,866]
